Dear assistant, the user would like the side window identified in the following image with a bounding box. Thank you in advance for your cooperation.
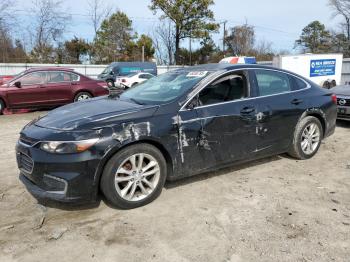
[70,73,79,81]
[140,74,152,79]
[48,72,74,83]
[255,70,291,96]
[290,76,307,90]
[19,72,46,85]
[198,72,248,106]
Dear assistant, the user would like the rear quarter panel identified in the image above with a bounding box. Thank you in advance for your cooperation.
[302,84,337,138]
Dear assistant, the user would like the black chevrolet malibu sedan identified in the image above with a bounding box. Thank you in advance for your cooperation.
[16,64,337,209]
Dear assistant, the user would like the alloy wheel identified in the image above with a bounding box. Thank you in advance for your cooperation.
[114,153,160,202]
[77,94,91,101]
[301,123,321,155]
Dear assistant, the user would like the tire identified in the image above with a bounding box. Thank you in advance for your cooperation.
[100,143,167,209]
[74,92,92,102]
[0,99,4,115]
[288,116,323,160]
[106,80,115,88]
[131,82,138,87]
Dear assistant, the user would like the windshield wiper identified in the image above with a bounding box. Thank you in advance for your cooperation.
[129,98,145,105]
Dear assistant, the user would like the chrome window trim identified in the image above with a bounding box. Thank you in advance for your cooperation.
[179,68,311,112]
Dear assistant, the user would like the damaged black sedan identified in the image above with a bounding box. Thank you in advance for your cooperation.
[16,64,337,209]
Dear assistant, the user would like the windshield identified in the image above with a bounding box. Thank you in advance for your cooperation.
[101,66,112,74]
[120,70,211,105]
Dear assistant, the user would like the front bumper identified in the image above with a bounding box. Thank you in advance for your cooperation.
[16,140,101,204]
[337,106,350,121]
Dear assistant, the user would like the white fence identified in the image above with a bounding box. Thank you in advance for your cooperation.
[0,63,185,79]
[2,60,350,84]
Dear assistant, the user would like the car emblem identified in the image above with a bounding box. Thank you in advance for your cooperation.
[339,99,346,106]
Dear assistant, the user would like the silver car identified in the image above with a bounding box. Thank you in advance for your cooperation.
[333,85,350,121]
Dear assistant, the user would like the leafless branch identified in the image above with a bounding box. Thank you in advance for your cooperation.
[86,0,113,37]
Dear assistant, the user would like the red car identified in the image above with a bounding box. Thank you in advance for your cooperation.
[0,68,109,114]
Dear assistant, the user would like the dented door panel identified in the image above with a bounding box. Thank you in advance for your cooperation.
[194,100,258,166]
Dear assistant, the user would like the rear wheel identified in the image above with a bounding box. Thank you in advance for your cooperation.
[288,116,323,160]
[101,143,167,209]
[74,92,92,102]
[0,99,5,115]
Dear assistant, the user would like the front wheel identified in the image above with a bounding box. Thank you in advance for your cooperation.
[100,144,167,209]
[288,116,323,160]
[74,92,92,102]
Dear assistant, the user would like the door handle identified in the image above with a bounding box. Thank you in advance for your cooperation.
[291,99,303,105]
[39,85,45,88]
[71,82,78,85]
[240,106,255,114]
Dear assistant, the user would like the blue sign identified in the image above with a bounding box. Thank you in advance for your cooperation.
[310,59,336,77]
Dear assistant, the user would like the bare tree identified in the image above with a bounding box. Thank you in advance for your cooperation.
[86,0,112,37]
[0,0,17,29]
[30,0,71,62]
[329,0,350,40]
[152,19,175,65]
[225,22,255,56]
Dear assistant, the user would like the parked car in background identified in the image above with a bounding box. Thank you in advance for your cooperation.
[97,62,157,87]
[16,64,337,209]
[0,67,109,114]
[0,75,15,85]
[332,85,350,121]
[115,72,155,88]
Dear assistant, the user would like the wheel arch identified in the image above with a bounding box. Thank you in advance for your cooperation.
[94,138,174,197]
[73,90,94,100]
[300,109,327,137]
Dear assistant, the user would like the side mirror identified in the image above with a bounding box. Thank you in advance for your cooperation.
[109,71,114,75]
[14,81,21,88]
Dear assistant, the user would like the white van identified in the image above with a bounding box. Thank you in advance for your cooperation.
[273,54,343,88]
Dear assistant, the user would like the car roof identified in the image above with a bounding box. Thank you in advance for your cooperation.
[175,63,279,72]
[25,67,76,73]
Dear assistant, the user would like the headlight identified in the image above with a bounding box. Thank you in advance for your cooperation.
[40,138,99,154]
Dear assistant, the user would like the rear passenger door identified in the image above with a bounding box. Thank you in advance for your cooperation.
[251,69,308,154]
[45,71,76,104]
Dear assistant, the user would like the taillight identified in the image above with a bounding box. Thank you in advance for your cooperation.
[122,79,126,83]
[331,94,337,104]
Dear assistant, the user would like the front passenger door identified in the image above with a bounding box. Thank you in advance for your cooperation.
[178,70,259,174]
[6,72,48,108]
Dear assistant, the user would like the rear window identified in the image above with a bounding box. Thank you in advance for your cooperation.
[290,76,308,90]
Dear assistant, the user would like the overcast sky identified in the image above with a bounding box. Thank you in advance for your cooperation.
[18,0,342,53]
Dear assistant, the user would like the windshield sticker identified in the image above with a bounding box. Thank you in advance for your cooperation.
[186,71,208,78]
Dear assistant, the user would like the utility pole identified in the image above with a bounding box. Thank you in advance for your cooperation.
[142,45,145,62]
[189,25,192,66]
[223,20,227,57]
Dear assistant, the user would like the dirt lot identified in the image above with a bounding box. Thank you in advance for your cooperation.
[0,112,349,262]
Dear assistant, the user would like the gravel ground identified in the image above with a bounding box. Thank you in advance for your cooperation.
[0,112,349,262]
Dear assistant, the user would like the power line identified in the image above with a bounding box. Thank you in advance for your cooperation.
[15,8,299,37]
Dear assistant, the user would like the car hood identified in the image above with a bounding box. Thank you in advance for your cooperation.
[332,85,350,96]
[34,96,159,131]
